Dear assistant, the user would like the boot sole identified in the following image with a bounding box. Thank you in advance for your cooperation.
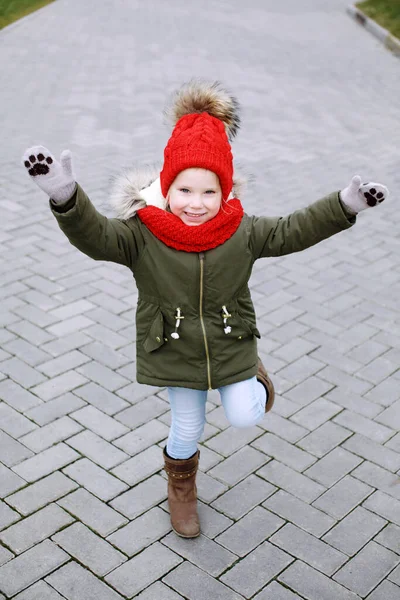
[172,526,201,538]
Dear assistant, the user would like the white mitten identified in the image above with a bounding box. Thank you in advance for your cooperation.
[340,175,389,214]
[22,146,76,202]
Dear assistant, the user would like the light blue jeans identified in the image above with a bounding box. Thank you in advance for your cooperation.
[166,376,267,459]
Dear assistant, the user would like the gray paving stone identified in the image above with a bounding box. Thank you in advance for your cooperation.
[205,425,264,457]
[0,464,26,498]
[271,522,347,576]
[375,400,400,431]
[264,490,336,537]
[220,541,293,598]
[71,405,129,441]
[164,561,243,599]
[334,541,399,597]
[12,443,80,483]
[107,507,170,556]
[304,447,362,488]
[323,506,387,556]
[0,540,69,597]
[19,416,83,453]
[0,503,74,554]
[196,469,229,503]
[297,421,353,458]
[364,376,400,407]
[386,433,400,453]
[343,433,400,472]
[0,403,37,438]
[260,412,308,443]
[0,501,20,531]
[112,419,169,455]
[389,564,400,586]
[25,393,86,426]
[353,461,400,501]
[14,580,65,599]
[290,398,342,431]
[333,410,394,444]
[111,445,163,484]
[195,501,233,539]
[110,474,167,519]
[46,561,124,600]
[0,430,34,467]
[52,522,126,576]
[206,405,230,430]
[254,581,302,600]
[196,444,222,471]
[284,376,334,407]
[325,388,382,418]
[41,332,93,358]
[63,458,128,501]
[135,581,184,600]
[46,315,95,338]
[318,366,373,396]
[58,487,128,536]
[5,471,78,515]
[215,506,284,557]
[67,430,128,469]
[0,357,47,388]
[258,460,325,503]
[162,532,237,577]
[73,382,129,415]
[375,524,400,554]
[36,350,91,379]
[208,446,269,486]
[30,370,89,401]
[0,379,42,412]
[367,580,400,600]
[313,475,374,520]
[0,546,13,567]
[252,432,316,471]
[76,361,130,392]
[279,560,360,600]
[211,474,276,520]
[364,491,400,527]
[105,541,182,597]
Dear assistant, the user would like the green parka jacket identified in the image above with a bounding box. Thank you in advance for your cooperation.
[50,177,356,391]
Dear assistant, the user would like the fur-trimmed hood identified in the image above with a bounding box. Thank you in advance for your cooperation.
[110,164,247,221]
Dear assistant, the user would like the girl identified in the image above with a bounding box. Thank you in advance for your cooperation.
[22,81,388,538]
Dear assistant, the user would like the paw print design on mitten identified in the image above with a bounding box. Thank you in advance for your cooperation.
[22,145,76,202]
[361,183,386,207]
[340,175,389,214]
[24,152,53,176]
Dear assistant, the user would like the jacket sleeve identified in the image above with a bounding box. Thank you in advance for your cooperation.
[249,191,356,259]
[49,183,144,270]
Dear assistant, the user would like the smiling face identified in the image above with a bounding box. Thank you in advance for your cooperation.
[167,168,222,226]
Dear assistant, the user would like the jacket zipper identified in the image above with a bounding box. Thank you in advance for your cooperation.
[199,253,212,390]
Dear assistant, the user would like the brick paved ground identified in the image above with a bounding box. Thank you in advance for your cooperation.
[1,0,400,598]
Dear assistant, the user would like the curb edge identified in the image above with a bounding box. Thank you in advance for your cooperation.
[347,4,400,57]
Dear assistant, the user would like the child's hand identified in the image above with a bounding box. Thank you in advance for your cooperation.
[340,175,389,214]
[22,146,76,202]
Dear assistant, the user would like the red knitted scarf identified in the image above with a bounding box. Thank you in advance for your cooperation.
[136,199,244,252]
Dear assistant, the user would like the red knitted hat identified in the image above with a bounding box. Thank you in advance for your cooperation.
[160,81,240,201]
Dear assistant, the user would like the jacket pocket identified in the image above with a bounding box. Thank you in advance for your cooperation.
[237,311,261,339]
[143,309,165,353]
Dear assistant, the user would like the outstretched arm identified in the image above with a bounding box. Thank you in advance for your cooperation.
[22,146,143,269]
[250,177,389,259]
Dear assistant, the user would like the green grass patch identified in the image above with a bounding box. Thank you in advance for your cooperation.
[357,0,400,39]
[0,0,54,30]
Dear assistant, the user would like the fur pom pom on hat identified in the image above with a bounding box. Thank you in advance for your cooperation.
[160,80,240,200]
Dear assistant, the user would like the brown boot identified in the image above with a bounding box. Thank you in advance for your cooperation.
[257,356,275,413]
[163,446,201,538]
